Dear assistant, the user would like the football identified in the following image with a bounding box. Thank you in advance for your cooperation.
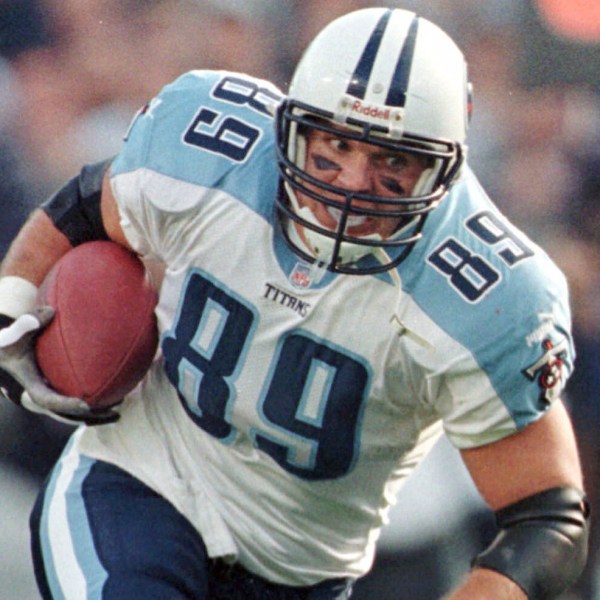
[35,241,159,410]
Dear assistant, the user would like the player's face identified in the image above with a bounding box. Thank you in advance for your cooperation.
[295,125,430,239]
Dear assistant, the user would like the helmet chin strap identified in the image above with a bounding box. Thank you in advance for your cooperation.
[284,182,383,267]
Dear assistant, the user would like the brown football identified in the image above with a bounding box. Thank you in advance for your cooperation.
[35,241,158,409]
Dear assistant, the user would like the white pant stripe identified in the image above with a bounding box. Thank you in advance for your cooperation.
[39,431,108,599]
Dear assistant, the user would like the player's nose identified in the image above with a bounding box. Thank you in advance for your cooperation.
[335,153,374,193]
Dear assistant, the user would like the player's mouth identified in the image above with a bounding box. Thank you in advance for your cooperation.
[326,206,368,228]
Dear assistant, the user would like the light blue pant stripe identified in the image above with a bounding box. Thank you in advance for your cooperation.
[38,434,108,599]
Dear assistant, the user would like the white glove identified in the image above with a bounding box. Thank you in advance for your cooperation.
[0,307,119,425]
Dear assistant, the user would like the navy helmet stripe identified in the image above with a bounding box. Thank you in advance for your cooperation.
[346,10,392,99]
[386,16,420,107]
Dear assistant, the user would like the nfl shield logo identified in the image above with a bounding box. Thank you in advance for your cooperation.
[290,262,311,289]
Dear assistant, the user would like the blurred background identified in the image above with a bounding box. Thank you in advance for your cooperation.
[1,1,599,598]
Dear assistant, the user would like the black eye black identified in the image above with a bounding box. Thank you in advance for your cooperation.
[312,154,340,171]
[380,177,405,195]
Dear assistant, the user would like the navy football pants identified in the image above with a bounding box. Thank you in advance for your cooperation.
[30,455,353,599]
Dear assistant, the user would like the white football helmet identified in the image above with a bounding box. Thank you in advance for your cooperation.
[276,8,471,274]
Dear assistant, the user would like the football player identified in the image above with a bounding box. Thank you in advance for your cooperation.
[0,8,589,599]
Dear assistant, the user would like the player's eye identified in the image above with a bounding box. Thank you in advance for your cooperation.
[329,137,351,153]
[383,153,409,170]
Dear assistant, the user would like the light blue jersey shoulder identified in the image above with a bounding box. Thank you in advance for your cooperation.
[111,70,284,221]
[399,168,574,425]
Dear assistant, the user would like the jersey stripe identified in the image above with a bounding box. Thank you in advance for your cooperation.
[385,16,419,107]
[346,9,392,99]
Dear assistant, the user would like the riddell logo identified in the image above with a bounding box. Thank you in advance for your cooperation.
[351,100,390,120]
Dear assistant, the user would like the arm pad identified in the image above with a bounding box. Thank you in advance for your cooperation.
[473,486,590,599]
[41,158,113,246]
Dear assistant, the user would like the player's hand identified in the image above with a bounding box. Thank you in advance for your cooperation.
[0,308,119,425]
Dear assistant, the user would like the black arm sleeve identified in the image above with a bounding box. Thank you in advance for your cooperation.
[41,157,114,246]
[473,486,590,599]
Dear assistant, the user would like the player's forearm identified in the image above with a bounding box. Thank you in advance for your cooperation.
[0,209,72,285]
[443,568,527,600]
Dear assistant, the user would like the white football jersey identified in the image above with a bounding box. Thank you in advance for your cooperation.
[73,70,574,585]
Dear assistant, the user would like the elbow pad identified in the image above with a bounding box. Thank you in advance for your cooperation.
[41,157,113,246]
[473,486,590,599]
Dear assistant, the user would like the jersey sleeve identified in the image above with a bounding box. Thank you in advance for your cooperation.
[441,273,574,448]
[399,172,575,449]
[107,69,283,260]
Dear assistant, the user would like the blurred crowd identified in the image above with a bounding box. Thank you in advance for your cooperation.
[0,1,599,599]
